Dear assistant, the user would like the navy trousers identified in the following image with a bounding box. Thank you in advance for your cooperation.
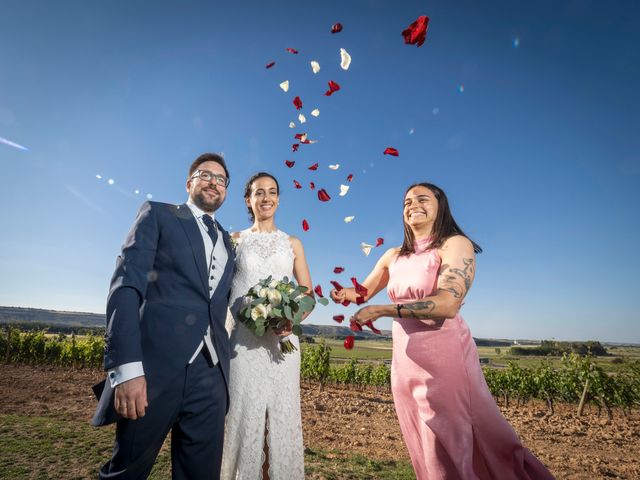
[99,352,227,480]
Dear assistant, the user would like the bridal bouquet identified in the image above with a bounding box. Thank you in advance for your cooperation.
[238,276,328,354]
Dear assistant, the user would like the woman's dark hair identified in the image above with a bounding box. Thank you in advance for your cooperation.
[399,182,482,256]
[188,153,230,181]
[244,172,280,222]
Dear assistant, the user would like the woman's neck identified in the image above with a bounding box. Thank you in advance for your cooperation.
[251,218,277,233]
[411,225,433,241]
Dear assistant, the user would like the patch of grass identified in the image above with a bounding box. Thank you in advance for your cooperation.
[0,415,414,479]
[304,447,415,479]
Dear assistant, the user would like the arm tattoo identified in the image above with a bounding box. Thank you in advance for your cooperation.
[399,301,436,319]
[438,258,474,299]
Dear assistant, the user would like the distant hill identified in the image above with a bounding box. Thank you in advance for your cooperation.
[0,306,104,328]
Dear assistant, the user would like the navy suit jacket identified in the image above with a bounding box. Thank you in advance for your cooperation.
[92,201,235,426]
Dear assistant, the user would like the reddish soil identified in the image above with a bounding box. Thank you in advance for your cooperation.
[1,363,639,479]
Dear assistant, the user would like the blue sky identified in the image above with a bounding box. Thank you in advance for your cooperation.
[0,0,638,343]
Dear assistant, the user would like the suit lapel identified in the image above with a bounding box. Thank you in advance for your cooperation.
[173,204,209,296]
[213,220,235,301]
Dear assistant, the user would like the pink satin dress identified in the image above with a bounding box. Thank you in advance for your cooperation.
[387,238,554,480]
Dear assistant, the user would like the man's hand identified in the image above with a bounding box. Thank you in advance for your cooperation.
[114,376,148,420]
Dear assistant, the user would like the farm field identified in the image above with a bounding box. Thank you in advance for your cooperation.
[1,363,639,479]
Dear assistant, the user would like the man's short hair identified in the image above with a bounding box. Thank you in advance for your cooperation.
[188,153,229,181]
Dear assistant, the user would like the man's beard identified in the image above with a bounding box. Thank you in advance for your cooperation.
[193,188,222,212]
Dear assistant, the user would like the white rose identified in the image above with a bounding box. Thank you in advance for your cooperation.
[269,279,279,289]
[250,303,268,321]
[267,289,282,306]
[258,287,269,298]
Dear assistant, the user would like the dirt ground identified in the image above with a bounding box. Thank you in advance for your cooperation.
[1,363,639,479]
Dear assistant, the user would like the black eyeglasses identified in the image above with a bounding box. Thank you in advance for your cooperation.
[191,170,229,188]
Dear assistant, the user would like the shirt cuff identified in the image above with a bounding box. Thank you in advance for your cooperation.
[108,362,145,388]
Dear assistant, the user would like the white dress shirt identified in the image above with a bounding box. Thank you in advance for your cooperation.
[108,201,227,387]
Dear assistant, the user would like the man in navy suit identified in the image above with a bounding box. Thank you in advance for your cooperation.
[93,153,235,479]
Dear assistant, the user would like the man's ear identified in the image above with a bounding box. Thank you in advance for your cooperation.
[186,179,192,193]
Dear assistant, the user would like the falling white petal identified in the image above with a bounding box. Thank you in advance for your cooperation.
[107,179,115,185]
[340,48,352,70]
[279,80,289,92]
[146,193,153,200]
[298,113,306,124]
[289,122,296,128]
[360,242,373,256]
[310,61,320,74]
[409,128,415,135]
[344,216,355,223]
[328,164,340,170]
[0,136,29,151]
[134,189,140,194]
[311,108,320,117]
[299,133,308,143]
[339,184,349,196]
[95,174,102,179]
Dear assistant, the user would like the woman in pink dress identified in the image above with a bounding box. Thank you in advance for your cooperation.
[330,182,554,480]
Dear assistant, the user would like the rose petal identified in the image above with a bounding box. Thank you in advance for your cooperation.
[298,113,306,124]
[344,216,355,223]
[328,164,340,170]
[289,122,296,128]
[333,267,344,273]
[349,320,362,332]
[286,47,299,54]
[266,61,276,69]
[285,160,295,168]
[402,15,429,47]
[310,60,321,74]
[347,174,354,182]
[293,96,303,110]
[279,80,289,92]
[383,147,399,156]
[308,163,319,171]
[340,48,351,70]
[318,189,331,202]
[363,320,382,334]
[331,23,343,34]
[376,237,384,247]
[355,296,366,305]
[344,335,355,349]
[314,285,324,297]
[294,133,305,140]
[332,315,345,323]
[330,280,344,291]
[351,277,368,297]
[292,143,299,152]
[302,219,309,231]
[339,184,349,196]
[311,108,320,117]
[293,180,302,189]
[324,80,341,96]
[360,242,373,256]
[310,182,315,190]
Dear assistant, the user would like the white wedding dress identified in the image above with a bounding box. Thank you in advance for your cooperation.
[220,230,304,480]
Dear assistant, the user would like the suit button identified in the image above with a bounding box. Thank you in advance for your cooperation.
[210,276,214,280]
[209,286,213,291]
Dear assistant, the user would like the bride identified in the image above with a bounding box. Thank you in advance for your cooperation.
[221,172,313,480]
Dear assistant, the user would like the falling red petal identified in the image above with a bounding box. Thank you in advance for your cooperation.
[363,320,382,335]
[292,144,299,152]
[350,319,363,332]
[293,180,302,189]
[302,219,309,231]
[346,174,354,182]
[355,296,366,305]
[314,285,324,297]
[351,277,368,297]
[318,189,331,202]
[332,315,345,323]
[324,80,341,96]
[330,280,344,291]
[293,96,303,110]
[333,267,344,274]
[331,23,343,34]
[308,163,319,170]
[265,61,276,69]
[383,147,399,156]
[294,133,305,140]
[342,300,351,307]
[344,335,355,350]
[286,47,299,54]
[310,182,315,190]
[285,160,295,168]
[402,15,429,47]
[376,237,384,247]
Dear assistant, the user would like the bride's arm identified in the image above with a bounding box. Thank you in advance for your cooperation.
[290,236,314,321]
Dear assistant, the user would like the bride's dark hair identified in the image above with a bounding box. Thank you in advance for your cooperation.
[399,182,482,256]
[244,172,280,222]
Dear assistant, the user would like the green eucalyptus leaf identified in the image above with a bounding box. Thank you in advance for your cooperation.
[292,324,303,336]
[317,297,329,306]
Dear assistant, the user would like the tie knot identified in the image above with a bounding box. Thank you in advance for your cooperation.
[201,214,218,245]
